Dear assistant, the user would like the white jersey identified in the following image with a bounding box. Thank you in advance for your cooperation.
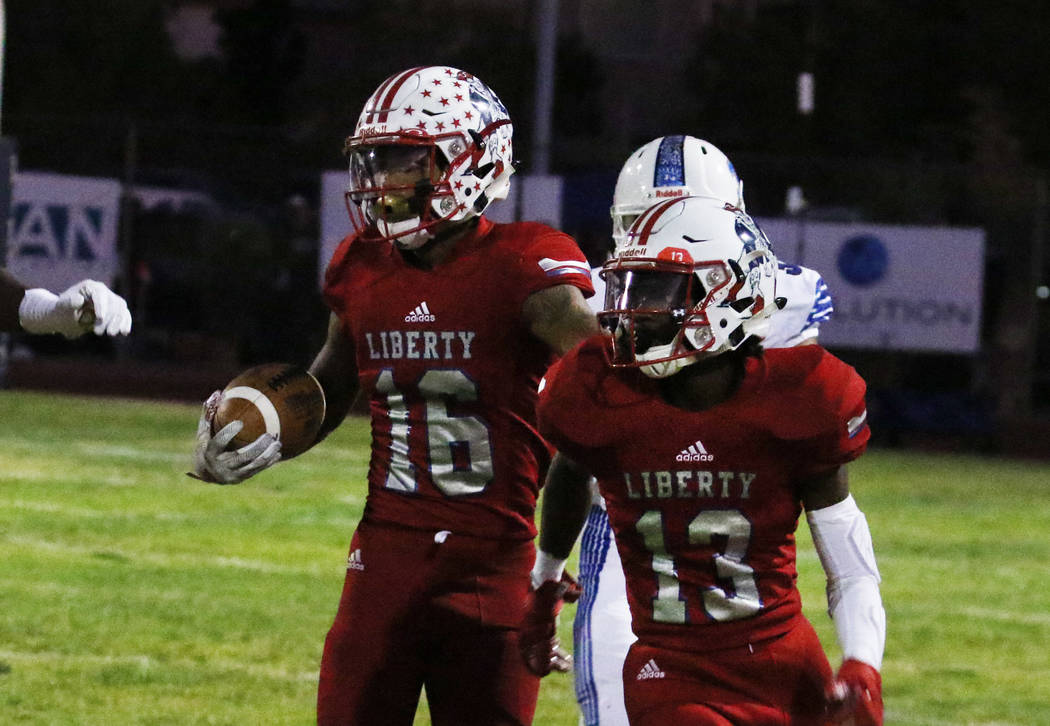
[763,261,833,348]
[575,261,833,726]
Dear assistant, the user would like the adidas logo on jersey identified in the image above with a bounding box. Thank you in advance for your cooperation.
[636,658,666,680]
[676,439,713,462]
[404,302,435,323]
[346,549,365,571]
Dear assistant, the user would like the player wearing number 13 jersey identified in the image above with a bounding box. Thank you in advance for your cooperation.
[526,197,885,725]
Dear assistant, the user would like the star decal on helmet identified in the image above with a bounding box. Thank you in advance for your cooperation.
[344,66,514,247]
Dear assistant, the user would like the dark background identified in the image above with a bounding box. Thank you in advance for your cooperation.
[2,0,1048,455]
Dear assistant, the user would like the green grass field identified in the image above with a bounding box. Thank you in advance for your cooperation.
[1,390,1049,725]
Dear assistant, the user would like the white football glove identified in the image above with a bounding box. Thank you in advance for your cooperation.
[191,391,282,484]
[19,279,132,338]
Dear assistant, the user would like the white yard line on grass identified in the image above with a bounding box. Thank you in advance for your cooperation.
[4,534,335,576]
[0,648,316,682]
[951,605,1050,626]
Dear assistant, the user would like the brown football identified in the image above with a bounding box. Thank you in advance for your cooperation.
[212,363,326,458]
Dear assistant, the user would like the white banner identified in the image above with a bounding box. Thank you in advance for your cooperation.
[757,217,985,353]
[8,172,122,291]
[319,170,350,289]
[485,174,563,228]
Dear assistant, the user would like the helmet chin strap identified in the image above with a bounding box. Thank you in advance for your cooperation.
[393,217,479,268]
[380,217,434,250]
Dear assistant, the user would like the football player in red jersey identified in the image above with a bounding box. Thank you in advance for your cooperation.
[192,66,598,725]
[1,269,132,337]
[524,195,885,725]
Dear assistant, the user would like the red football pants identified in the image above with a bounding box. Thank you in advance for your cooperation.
[623,616,836,726]
[316,520,540,726]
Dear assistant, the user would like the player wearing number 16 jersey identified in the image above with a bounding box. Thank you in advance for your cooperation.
[191,66,598,725]
[527,196,885,725]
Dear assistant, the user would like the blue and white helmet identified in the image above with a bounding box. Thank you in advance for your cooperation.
[611,135,744,247]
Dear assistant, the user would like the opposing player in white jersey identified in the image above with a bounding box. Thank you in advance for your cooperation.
[553,135,833,726]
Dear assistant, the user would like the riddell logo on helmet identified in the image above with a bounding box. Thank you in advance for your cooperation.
[655,189,686,198]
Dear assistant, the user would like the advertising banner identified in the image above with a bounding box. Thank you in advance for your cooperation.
[758,217,985,353]
[8,172,123,291]
[319,170,350,289]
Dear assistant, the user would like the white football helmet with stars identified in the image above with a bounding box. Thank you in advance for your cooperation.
[600,195,778,378]
[611,135,744,247]
[344,66,515,249]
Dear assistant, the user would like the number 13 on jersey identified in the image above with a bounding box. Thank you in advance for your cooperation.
[636,508,762,624]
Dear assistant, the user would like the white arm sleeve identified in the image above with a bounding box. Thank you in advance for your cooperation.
[806,494,886,670]
[531,550,567,589]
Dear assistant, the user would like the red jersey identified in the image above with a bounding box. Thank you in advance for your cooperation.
[538,338,870,652]
[323,217,593,540]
